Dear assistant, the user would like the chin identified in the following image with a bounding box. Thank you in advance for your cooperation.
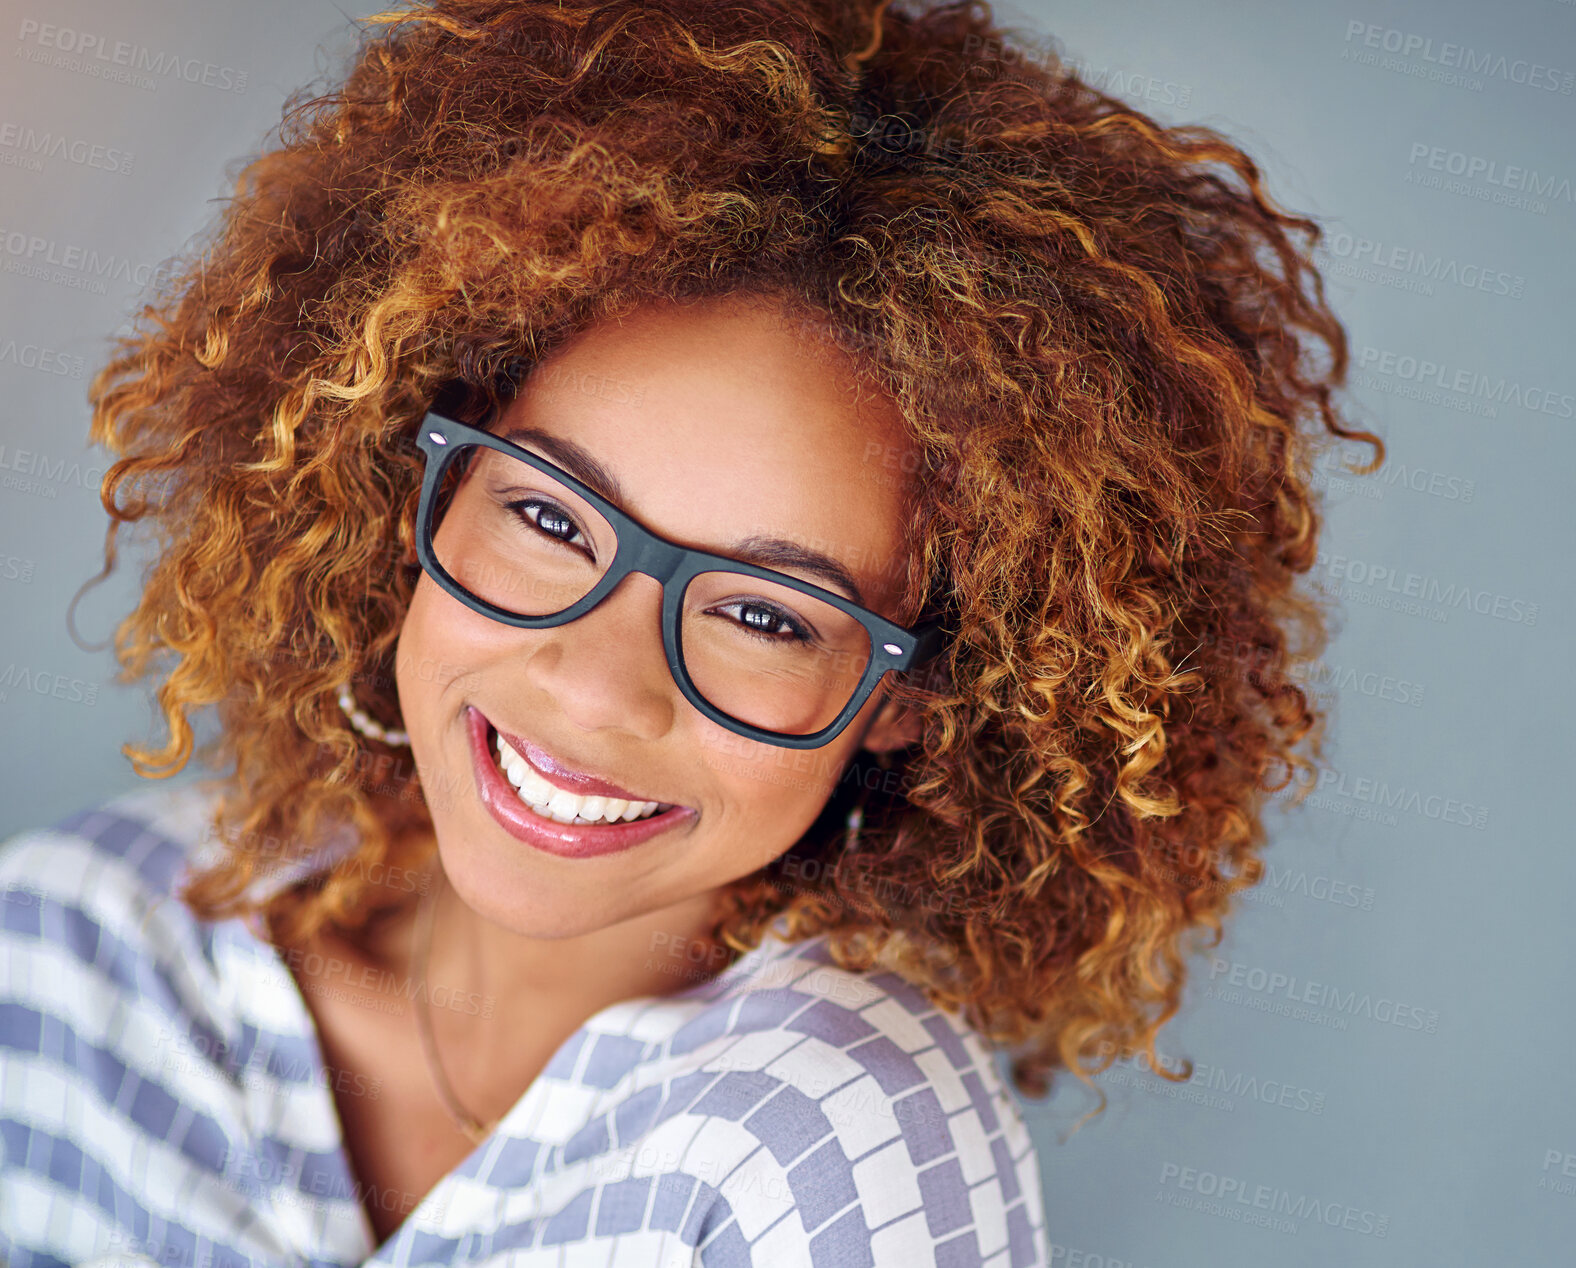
[432,834,628,940]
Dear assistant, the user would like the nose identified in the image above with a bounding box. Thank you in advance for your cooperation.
[516,568,678,739]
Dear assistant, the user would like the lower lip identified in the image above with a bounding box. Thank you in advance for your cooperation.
[465,706,694,859]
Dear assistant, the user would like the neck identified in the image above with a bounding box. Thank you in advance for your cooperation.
[417,868,737,1029]
[321,853,740,1064]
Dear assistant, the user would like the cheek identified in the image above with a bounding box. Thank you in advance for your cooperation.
[394,582,494,823]
[393,586,445,766]
[693,727,850,848]
[393,579,480,742]
[395,575,503,699]
[687,676,889,845]
[393,583,439,707]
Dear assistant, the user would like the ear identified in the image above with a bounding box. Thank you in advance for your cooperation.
[857,683,923,756]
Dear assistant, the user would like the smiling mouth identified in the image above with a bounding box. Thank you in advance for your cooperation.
[484,723,676,826]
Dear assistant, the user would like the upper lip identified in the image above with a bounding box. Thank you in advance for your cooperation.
[487,714,672,806]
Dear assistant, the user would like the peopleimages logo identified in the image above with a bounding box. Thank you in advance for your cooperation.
[1405,143,1576,208]
[0,444,105,494]
[1321,550,1539,628]
[1320,232,1525,298]
[1207,958,1440,1033]
[1273,760,1491,831]
[1357,344,1575,419]
[1059,58,1193,108]
[1344,22,1576,94]
[1262,863,1376,911]
[14,20,249,93]
[1542,1148,1576,1196]
[0,664,99,706]
[1158,1161,1390,1238]
[1292,660,1425,708]
[0,339,86,378]
[0,122,134,174]
[1099,1043,1328,1115]
[0,225,178,291]
[1312,452,1475,503]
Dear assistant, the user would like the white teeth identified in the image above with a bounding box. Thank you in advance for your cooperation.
[492,731,665,824]
[545,790,583,824]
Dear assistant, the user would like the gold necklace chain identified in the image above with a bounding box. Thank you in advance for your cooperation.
[411,873,497,1147]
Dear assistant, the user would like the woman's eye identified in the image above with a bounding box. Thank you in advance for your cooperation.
[512,499,588,549]
[722,601,814,643]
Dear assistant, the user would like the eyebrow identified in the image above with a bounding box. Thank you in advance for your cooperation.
[497,425,868,607]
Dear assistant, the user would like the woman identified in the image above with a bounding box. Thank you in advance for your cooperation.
[0,0,1381,1264]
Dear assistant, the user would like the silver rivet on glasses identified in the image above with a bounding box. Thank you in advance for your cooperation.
[428,432,448,445]
[883,642,902,655]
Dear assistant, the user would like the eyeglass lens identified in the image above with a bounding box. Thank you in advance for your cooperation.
[430,443,875,736]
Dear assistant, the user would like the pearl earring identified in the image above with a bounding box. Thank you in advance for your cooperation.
[843,798,866,851]
[336,683,410,747]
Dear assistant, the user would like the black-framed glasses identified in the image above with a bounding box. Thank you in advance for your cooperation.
[412,408,950,749]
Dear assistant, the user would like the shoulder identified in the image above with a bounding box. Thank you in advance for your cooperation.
[0,781,246,1090]
[0,779,356,1058]
[0,777,349,959]
[0,779,227,956]
[0,783,368,1266]
[0,781,238,994]
[0,778,235,887]
[612,932,1050,1267]
[0,784,233,1258]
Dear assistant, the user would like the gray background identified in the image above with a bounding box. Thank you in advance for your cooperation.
[2,1,1572,1263]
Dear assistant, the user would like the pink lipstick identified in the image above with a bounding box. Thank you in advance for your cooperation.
[465,706,694,859]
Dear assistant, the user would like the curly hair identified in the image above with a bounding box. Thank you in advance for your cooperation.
[82,0,1383,1105]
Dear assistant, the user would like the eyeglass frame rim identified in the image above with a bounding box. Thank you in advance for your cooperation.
[411,406,950,750]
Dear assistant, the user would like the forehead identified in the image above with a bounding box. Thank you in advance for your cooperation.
[496,295,918,612]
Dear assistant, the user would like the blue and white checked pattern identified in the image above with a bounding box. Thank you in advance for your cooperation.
[0,784,1048,1267]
